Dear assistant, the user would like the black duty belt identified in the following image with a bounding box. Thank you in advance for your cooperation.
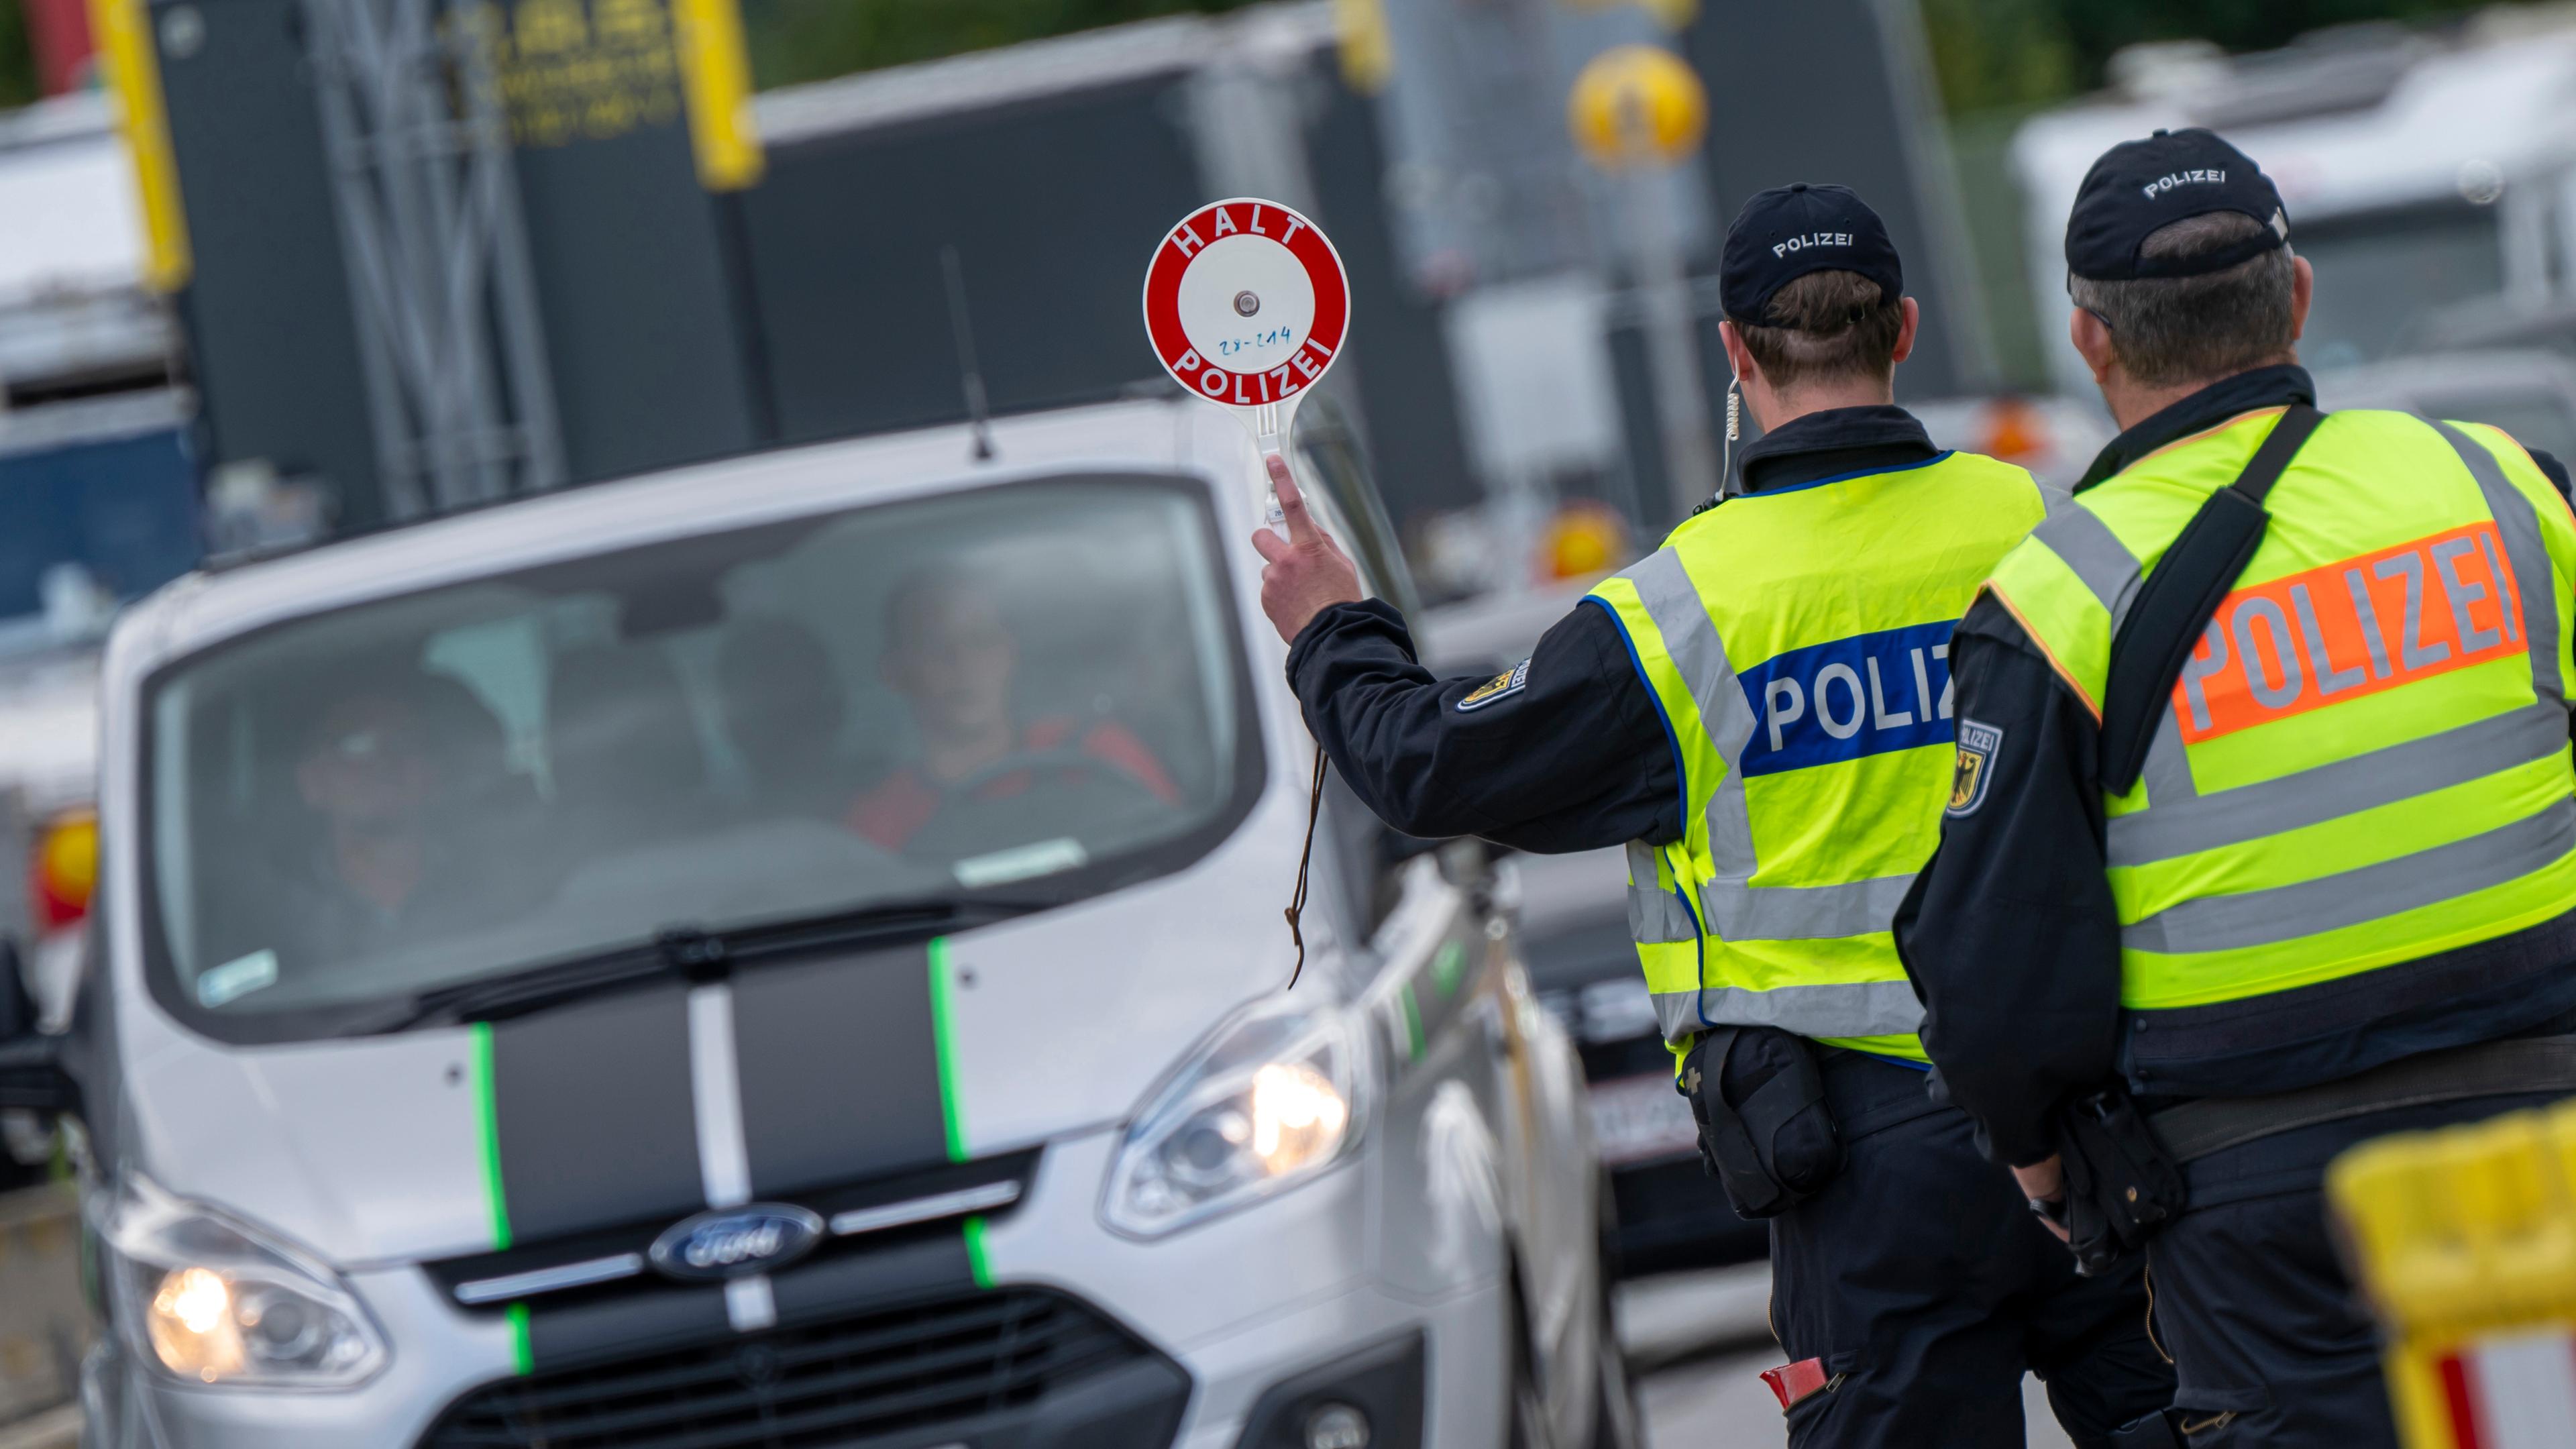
[2148,1032,2576,1163]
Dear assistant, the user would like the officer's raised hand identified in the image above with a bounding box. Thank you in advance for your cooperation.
[1252,453,1362,643]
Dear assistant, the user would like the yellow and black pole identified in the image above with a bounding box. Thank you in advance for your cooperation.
[671,0,763,191]
[86,0,191,293]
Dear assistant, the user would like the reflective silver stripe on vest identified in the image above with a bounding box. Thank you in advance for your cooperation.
[1700,872,1918,942]
[1625,549,1907,941]
[1626,841,1699,944]
[2118,417,2568,859]
[2033,501,2144,634]
[2137,705,2198,806]
[2434,421,2563,706]
[1652,981,1925,1040]
[2110,703,2569,867]
[2124,798,2576,954]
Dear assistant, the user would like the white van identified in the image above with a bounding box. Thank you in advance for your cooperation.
[0,398,1632,1449]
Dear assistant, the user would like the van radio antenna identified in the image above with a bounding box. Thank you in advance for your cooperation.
[941,245,996,462]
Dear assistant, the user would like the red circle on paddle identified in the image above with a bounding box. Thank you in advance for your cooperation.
[1142,197,1349,409]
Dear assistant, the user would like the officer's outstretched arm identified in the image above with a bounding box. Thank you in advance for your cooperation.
[1284,598,1681,854]
[1896,595,2125,1167]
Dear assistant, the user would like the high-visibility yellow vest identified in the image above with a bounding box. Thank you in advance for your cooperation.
[1588,451,2052,1064]
[1982,409,2576,1020]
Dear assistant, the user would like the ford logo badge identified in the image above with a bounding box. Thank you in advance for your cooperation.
[649,1205,825,1283]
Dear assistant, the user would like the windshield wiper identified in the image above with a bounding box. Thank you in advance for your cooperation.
[353,894,1054,1035]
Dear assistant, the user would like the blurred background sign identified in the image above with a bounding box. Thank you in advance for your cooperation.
[1566,41,1704,169]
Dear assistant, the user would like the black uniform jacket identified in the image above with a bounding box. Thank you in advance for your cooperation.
[1285,405,1947,855]
[1895,365,2576,1167]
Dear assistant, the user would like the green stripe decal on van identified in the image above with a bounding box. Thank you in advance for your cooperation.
[1433,939,1466,998]
[963,1215,994,1290]
[928,938,967,1163]
[505,1303,532,1376]
[1401,983,1426,1061]
[470,1023,513,1251]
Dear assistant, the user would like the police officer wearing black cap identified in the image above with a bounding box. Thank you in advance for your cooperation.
[1254,183,2173,1448]
[1902,128,2576,1446]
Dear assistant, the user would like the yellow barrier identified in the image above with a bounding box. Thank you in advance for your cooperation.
[2327,1097,2576,1447]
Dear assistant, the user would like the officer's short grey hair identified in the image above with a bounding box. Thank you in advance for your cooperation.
[2068,213,2298,388]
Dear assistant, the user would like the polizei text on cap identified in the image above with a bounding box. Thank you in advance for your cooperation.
[2142,169,2227,201]
[1771,232,1854,258]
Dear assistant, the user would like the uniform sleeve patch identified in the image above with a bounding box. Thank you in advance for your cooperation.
[1457,659,1532,712]
[1948,718,2003,816]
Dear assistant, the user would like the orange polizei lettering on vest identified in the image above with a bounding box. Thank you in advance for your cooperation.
[2171,521,2526,745]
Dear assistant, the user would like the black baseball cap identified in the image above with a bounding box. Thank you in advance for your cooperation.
[1719,183,1903,323]
[2065,128,2290,281]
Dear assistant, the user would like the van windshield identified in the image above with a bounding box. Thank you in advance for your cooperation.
[144,475,1259,1040]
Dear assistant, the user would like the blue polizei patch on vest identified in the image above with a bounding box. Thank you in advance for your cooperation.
[1734,621,1958,777]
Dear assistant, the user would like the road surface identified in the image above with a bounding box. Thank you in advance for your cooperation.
[1625,1267,2080,1449]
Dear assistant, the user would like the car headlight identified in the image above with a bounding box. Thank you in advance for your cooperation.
[1099,998,1372,1238]
[97,1175,386,1388]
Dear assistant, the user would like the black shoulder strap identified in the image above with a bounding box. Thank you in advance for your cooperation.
[2098,405,2325,795]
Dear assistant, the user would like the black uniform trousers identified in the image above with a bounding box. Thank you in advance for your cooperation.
[2143,1089,2568,1447]
[1769,1052,2174,1448]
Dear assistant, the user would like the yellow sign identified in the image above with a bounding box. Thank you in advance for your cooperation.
[468,0,761,189]
[480,0,682,148]
[1567,44,1707,171]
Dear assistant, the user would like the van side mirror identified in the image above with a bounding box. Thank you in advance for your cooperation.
[0,941,76,1116]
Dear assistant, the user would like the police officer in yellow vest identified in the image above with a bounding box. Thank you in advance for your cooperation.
[1900,130,2576,1448]
[1255,184,2173,1448]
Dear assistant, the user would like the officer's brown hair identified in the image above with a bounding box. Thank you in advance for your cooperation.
[1732,270,1906,392]
[2067,212,2298,388]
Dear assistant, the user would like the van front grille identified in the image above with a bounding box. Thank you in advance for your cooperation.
[421,1287,1156,1448]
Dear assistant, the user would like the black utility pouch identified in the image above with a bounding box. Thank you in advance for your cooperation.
[1680,1026,1844,1219]
[2055,1086,2189,1274]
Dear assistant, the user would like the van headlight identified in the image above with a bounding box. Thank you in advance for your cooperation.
[1099,1000,1371,1238]
[98,1175,386,1388]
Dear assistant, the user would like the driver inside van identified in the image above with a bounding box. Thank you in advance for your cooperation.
[847,570,1181,852]
[277,667,490,964]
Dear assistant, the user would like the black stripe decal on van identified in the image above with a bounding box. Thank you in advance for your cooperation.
[734,945,954,1198]
[488,983,704,1243]
[523,1281,730,1371]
